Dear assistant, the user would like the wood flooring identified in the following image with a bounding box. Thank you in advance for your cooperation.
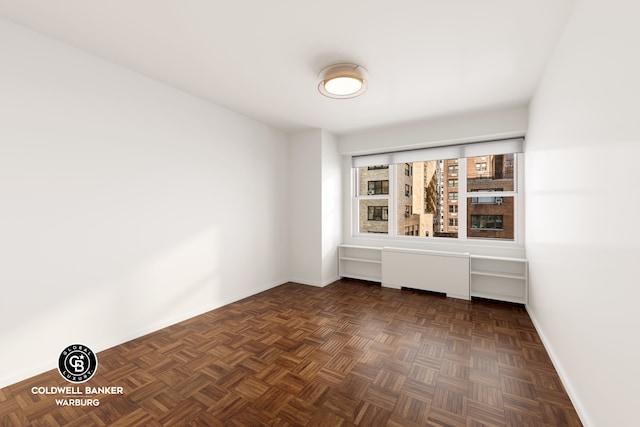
[0,279,582,426]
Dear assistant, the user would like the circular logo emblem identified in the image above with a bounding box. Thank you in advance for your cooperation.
[58,344,98,383]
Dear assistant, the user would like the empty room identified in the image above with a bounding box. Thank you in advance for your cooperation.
[0,1,638,426]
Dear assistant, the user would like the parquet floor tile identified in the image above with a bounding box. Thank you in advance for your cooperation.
[0,279,582,426]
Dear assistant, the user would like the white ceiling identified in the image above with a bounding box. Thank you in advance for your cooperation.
[0,0,575,135]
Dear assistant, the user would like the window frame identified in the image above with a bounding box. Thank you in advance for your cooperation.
[352,152,524,244]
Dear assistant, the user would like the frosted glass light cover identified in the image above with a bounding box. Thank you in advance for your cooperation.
[324,77,363,96]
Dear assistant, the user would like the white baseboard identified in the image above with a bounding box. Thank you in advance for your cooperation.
[288,276,340,288]
[525,305,591,427]
[322,276,341,286]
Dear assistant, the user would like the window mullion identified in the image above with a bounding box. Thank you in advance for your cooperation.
[389,164,397,237]
[352,167,359,235]
[515,152,524,242]
[458,157,467,239]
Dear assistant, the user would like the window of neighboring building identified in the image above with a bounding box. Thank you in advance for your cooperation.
[470,215,503,230]
[405,225,418,236]
[368,206,389,221]
[470,196,500,204]
[368,180,389,195]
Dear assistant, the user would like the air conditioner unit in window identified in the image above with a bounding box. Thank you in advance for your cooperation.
[405,213,410,218]
[496,197,503,205]
[368,190,375,195]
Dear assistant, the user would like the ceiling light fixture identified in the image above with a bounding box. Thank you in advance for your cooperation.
[318,63,369,99]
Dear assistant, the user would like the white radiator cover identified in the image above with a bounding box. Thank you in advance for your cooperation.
[381,247,470,300]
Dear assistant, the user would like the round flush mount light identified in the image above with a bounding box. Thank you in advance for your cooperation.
[318,63,369,99]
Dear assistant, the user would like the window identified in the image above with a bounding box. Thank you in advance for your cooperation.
[405,163,412,176]
[405,225,418,236]
[368,180,389,195]
[352,138,523,242]
[466,154,514,239]
[470,196,500,204]
[471,215,503,230]
[368,206,389,221]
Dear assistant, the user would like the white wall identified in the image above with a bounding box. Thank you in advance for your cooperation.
[321,130,342,285]
[0,19,289,388]
[526,0,640,425]
[338,105,528,156]
[289,129,342,286]
[289,130,323,285]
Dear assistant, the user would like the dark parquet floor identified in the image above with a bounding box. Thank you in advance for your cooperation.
[0,279,582,426]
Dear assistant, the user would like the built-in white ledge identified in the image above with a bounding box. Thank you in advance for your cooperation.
[339,245,528,304]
